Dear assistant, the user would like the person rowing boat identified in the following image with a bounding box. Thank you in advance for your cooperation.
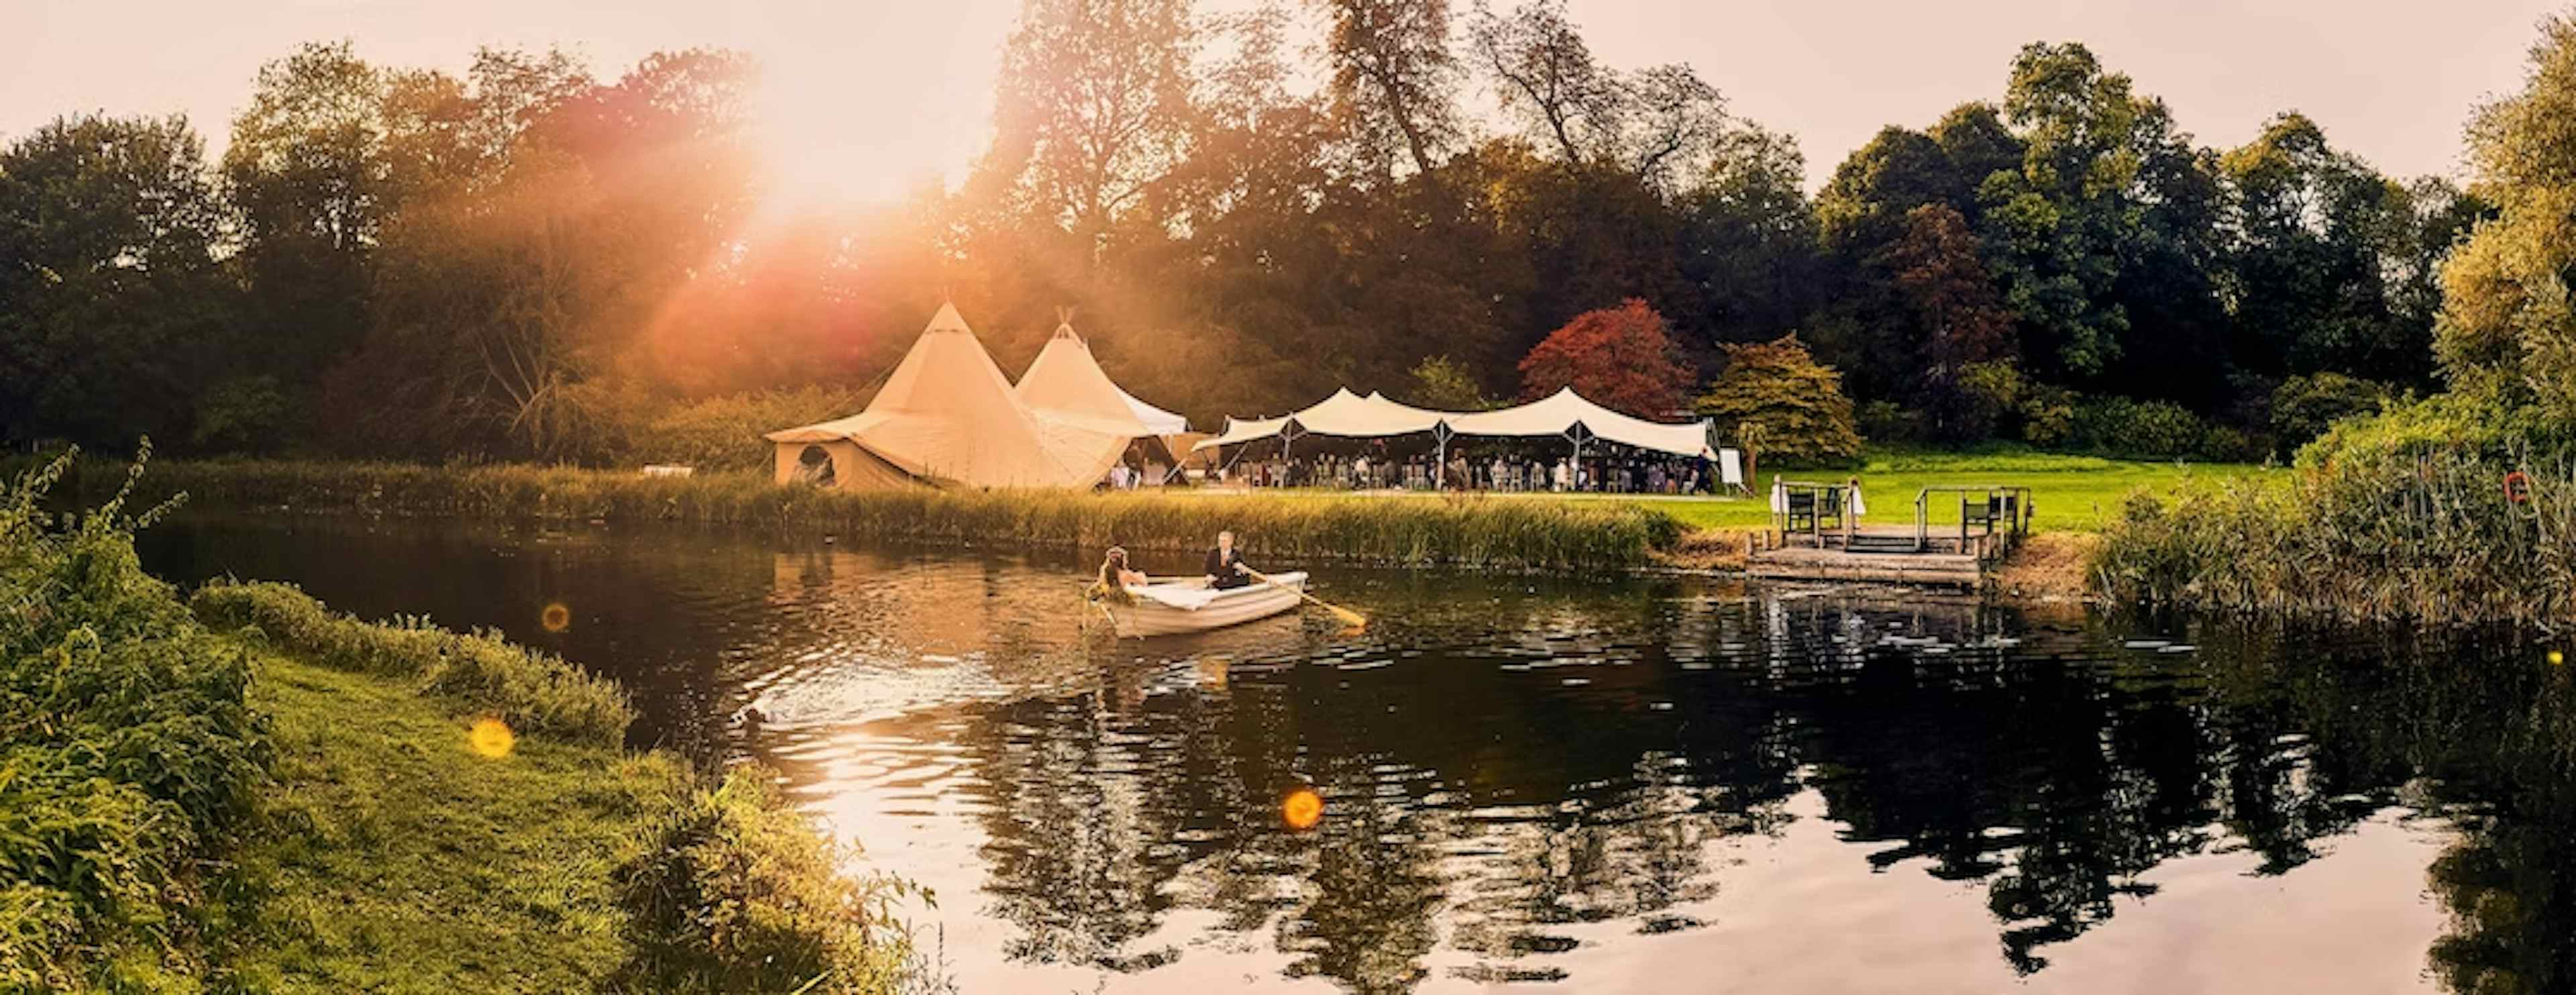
[1203,530,1256,590]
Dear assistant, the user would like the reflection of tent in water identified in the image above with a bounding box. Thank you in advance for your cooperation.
[1013,316,1195,474]
[765,303,1124,489]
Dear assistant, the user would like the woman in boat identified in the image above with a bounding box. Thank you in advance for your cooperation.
[1092,546,1149,605]
[1203,530,1256,590]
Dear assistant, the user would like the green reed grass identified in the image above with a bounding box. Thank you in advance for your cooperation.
[191,580,635,747]
[46,459,1685,570]
[2095,446,2576,625]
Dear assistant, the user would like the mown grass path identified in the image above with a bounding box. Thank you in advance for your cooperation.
[216,649,686,992]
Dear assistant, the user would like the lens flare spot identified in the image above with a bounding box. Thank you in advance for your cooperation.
[1283,788,1324,831]
[540,603,572,633]
[468,717,516,759]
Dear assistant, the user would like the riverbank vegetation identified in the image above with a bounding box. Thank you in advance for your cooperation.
[1,3,2498,478]
[1,453,932,992]
[2091,13,2576,625]
[44,456,1685,569]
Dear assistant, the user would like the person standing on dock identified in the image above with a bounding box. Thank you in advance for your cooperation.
[1203,530,1256,590]
[1847,476,1867,517]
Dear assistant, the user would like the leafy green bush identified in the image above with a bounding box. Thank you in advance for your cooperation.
[2269,372,2389,450]
[191,581,633,747]
[2061,395,2259,462]
[1,446,269,990]
[627,386,869,474]
[2296,389,2569,469]
[617,768,925,994]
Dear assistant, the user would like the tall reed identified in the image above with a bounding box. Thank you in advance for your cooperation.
[44,458,1686,570]
[2094,446,2576,625]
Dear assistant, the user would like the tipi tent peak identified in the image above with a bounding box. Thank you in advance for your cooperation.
[1014,318,1189,437]
[764,303,1123,489]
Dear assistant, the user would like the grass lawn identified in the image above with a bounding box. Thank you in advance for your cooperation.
[213,647,689,992]
[1191,450,2278,534]
[1655,450,2279,533]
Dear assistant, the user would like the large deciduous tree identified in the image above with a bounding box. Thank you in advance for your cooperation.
[1515,298,1698,417]
[0,115,239,450]
[2432,12,2576,411]
[1695,335,1862,464]
[1313,0,1462,180]
[1890,204,2017,439]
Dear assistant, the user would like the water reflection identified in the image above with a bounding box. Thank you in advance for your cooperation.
[137,516,2575,992]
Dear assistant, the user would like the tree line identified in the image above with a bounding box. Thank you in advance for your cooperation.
[0,0,2504,465]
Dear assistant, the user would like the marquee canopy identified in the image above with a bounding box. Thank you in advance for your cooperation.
[1191,385,1717,459]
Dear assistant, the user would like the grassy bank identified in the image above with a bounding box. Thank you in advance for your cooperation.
[3,452,930,992]
[46,457,1684,569]
[1648,449,2277,533]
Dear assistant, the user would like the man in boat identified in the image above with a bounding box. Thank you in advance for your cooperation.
[1203,530,1256,590]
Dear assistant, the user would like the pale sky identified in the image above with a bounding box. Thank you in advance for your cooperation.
[5,0,2565,199]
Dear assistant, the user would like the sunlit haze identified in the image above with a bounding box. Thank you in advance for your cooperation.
[7,0,2566,197]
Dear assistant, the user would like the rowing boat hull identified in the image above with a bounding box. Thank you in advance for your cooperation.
[1107,572,1307,637]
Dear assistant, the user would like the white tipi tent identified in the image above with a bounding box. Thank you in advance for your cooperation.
[1014,319,1188,436]
[765,304,1124,489]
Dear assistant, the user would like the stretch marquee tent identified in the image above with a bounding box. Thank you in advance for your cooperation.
[765,304,1124,489]
[1191,386,1721,460]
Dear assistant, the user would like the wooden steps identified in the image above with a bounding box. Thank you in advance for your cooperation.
[1746,546,1983,586]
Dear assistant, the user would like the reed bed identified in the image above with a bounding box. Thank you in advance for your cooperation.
[191,580,635,747]
[48,458,1686,570]
[2094,447,2576,625]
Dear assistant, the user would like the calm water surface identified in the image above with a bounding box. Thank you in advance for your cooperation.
[139,515,2576,994]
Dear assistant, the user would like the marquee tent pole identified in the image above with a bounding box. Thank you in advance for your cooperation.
[1432,422,1453,490]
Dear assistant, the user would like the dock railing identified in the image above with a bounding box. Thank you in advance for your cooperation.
[1913,485,2034,561]
[1772,480,1858,549]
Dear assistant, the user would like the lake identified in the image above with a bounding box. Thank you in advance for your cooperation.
[138,515,2573,994]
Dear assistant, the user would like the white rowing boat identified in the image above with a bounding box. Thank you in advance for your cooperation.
[1103,572,1308,637]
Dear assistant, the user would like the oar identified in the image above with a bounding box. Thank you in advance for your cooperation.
[1245,568,1368,629]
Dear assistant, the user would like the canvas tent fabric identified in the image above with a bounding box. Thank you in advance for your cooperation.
[765,303,1124,488]
[1014,321,1189,436]
[1191,386,1717,460]
[1445,388,1715,458]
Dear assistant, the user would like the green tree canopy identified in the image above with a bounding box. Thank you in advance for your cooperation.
[1695,334,1862,463]
[2434,12,2576,413]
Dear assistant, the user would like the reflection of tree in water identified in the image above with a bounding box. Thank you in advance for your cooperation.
[970,694,1186,967]
[1275,755,1446,994]
[2165,623,2575,994]
[944,574,2576,990]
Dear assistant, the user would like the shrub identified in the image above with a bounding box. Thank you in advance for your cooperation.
[617,768,926,994]
[191,581,633,747]
[1855,400,1923,445]
[628,386,869,474]
[2069,397,2205,459]
[2270,372,2389,450]
[0,445,269,990]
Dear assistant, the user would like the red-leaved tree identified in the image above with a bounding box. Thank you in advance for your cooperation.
[1516,298,1699,417]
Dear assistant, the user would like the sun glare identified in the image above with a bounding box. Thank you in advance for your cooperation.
[750,54,955,213]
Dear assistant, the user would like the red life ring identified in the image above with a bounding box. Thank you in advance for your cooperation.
[2505,470,2532,505]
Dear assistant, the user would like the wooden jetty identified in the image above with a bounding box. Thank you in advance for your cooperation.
[1748,482,2033,587]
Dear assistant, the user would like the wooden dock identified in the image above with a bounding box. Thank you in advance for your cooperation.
[1748,483,2034,588]
[1748,529,1984,586]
